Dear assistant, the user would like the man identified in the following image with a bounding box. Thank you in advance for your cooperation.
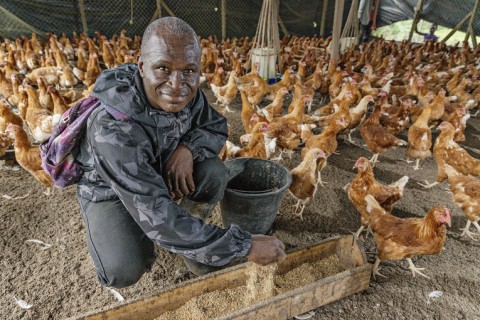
[415,22,438,42]
[358,0,373,43]
[75,17,285,288]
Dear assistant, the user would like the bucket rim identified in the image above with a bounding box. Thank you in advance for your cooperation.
[223,158,292,198]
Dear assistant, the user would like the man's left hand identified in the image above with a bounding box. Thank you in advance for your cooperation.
[164,144,195,200]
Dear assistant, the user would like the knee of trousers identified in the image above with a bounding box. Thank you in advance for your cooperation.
[98,260,148,288]
[190,157,230,203]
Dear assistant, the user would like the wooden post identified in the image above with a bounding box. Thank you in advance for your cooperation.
[465,0,479,47]
[320,0,328,37]
[221,0,226,41]
[408,0,425,41]
[331,0,344,60]
[441,12,472,43]
[278,14,289,36]
[78,0,88,35]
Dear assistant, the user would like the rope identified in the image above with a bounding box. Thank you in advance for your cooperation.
[129,0,134,25]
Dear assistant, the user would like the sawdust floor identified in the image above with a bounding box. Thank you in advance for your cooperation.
[1,87,480,319]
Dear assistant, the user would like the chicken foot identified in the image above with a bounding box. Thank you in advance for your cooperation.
[353,224,374,239]
[406,258,430,279]
[372,258,387,280]
[460,220,480,240]
[292,199,306,220]
[417,180,439,189]
[270,149,284,161]
[43,187,52,196]
[316,170,327,187]
[222,105,233,113]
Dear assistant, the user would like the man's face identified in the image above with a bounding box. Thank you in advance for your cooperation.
[138,32,200,113]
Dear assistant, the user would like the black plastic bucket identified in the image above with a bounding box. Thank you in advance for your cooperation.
[220,158,292,235]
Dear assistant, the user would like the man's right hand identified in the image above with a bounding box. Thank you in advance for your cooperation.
[246,234,286,266]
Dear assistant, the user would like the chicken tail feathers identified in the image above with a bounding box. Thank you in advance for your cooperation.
[396,138,407,147]
[391,175,409,191]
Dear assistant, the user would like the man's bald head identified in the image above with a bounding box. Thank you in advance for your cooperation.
[141,17,201,61]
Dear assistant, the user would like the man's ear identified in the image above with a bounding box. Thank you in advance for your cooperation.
[138,56,144,77]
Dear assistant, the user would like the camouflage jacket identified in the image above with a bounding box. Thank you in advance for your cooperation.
[75,64,252,266]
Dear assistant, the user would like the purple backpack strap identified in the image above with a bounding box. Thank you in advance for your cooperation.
[40,96,101,188]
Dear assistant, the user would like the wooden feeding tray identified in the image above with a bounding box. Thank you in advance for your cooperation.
[79,235,371,320]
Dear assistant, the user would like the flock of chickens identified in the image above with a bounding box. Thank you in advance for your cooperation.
[0,30,139,195]
[0,30,480,280]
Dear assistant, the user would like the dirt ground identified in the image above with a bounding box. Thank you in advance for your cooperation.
[1,86,480,320]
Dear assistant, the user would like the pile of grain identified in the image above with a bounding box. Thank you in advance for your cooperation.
[244,262,278,303]
[157,286,247,320]
[275,255,345,294]
[156,255,345,320]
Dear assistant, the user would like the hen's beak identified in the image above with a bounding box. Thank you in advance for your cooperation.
[316,150,326,159]
[446,215,451,227]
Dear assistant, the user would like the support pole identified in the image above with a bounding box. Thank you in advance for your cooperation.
[221,0,226,41]
[320,0,328,37]
[408,0,425,42]
[465,0,479,47]
[157,0,162,18]
[0,5,46,36]
[149,0,163,23]
[441,12,472,43]
[161,1,176,17]
[78,0,88,35]
[278,15,289,36]
[331,0,344,60]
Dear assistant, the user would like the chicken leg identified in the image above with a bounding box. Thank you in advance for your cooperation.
[460,220,480,240]
[406,258,430,279]
[316,170,327,187]
[369,153,379,166]
[413,158,421,171]
[353,224,374,239]
[372,258,386,280]
[270,149,284,161]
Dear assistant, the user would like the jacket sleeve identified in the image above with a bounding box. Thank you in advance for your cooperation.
[180,89,228,161]
[87,111,251,266]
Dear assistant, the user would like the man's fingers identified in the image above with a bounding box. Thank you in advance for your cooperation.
[165,174,174,194]
[186,172,195,193]
[170,173,184,199]
[178,176,190,197]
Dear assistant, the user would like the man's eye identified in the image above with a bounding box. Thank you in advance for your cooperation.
[184,69,196,74]
[157,66,168,72]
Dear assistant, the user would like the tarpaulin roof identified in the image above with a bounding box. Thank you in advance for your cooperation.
[377,0,480,35]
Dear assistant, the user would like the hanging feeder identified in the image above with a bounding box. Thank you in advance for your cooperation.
[251,0,280,82]
[340,0,360,52]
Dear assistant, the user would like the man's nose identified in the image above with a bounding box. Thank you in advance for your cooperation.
[168,71,185,90]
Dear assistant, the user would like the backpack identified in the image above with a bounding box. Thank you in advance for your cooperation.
[40,96,131,188]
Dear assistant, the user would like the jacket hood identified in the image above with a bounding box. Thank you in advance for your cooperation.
[91,63,194,127]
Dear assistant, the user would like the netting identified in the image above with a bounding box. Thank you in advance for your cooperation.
[0,0,352,40]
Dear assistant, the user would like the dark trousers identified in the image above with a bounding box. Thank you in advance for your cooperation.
[360,22,372,43]
[78,156,229,288]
